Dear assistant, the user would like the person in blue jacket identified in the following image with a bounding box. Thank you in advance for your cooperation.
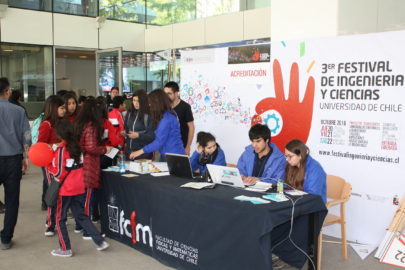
[284,139,327,203]
[190,131,226,174]
[129,89,184,161]
[237,124,285,185]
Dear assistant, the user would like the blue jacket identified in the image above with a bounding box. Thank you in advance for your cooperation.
[190,148,227,174]
[143,111,185,158]
[237,142,285,182]
[302,155,327,203]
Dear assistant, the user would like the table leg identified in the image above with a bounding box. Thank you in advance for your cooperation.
[308,211,320,270]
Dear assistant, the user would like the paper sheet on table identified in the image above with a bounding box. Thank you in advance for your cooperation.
[151,172,170,177]
[104,147,119,159]
[234,195,271,204]
[262,193,289,202]
[152,162,169,172]
[181,182,215,189]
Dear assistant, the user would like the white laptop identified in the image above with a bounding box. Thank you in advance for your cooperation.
[206,164,245,188]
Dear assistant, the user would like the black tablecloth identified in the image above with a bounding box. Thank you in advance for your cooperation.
[100,172,327,270]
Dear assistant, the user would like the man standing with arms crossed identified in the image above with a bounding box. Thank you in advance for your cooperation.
[0,78,31,250]
[164,81,195,155]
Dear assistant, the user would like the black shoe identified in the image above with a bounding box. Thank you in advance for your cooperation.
[41,202,47,211]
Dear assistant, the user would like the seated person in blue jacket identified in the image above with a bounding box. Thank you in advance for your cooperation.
[237,124,285,185]
[129,89,184,161]
[190,131,226,174]
[284,139,327,203]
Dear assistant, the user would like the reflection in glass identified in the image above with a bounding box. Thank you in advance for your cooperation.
[0,44,53,102]
[99,0,155,23]
[122,52,147,92]
[7,0,52,11]
[54,0,97,16]
[97,49,121,96]
[146,0,196,25]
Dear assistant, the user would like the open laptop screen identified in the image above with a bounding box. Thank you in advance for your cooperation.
[166,153,194,179]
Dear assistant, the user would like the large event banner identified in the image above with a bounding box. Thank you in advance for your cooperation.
[180,30,405,246]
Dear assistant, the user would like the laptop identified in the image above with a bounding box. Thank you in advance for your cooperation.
[166,153,203,179]
[206,164,246,188]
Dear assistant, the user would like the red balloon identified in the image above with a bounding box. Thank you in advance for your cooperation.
[28,142,54,167]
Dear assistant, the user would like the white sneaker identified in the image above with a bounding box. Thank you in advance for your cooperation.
[44,228,55,237]
[97,241,109,251]
[51,249,73,257]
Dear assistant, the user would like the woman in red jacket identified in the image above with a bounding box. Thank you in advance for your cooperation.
[74,97,112,238]
[38,95,66,236]
[48,119,109,257]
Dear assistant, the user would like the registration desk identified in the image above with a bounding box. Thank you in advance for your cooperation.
[100,172,327,270]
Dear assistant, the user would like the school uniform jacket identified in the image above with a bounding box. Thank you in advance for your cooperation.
[237,142,286,181]
[108,108,125,146]
[190,148,227,174]
[47,142,84,196]
[143,111,185,158]
[38,120,60,145]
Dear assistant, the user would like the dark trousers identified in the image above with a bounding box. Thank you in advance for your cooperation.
[41,167,47,205]
[0,155,22,244]
[43,168,56,229]
[55,194,103,251]
[75,188,93,231]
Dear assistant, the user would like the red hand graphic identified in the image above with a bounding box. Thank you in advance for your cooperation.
[252,59,315,150]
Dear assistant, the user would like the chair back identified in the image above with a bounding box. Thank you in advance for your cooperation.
[327,175,352,201]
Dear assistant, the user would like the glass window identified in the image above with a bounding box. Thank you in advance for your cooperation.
[53,0,97,16]
[123,52,147,92]
[146,0,197,25]
[246,0,271,10]
[196,0,239,19]
[99,0,147,22]
[7,0,52,11]
[0,43,53,102]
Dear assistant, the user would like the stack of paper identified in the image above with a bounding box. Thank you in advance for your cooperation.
[181,182,215,189]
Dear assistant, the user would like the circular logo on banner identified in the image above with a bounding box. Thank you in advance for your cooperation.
[262,110,283,137]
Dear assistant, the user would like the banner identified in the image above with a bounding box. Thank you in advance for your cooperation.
[180,31,405,245]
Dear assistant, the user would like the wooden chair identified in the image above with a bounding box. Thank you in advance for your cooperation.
[317,175,352,270]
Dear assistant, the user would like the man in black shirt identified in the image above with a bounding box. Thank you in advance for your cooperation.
[164,81,195,155]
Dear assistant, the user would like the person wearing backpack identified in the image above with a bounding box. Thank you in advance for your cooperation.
[47,119,109,257]
[123,90,155,160]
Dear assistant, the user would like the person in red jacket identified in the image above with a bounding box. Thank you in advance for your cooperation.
[38,95,66,236]
[48,119,109,257]
[108,96,126,147]
[75,97,112,238]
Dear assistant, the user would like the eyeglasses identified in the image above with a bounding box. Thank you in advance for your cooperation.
[284,154,296,160]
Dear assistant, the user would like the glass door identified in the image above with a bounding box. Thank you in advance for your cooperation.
[96,47,123,96]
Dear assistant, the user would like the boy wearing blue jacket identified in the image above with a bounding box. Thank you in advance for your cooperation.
[237,124,285,185]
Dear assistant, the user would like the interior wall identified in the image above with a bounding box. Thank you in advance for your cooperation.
[55,57,97,97]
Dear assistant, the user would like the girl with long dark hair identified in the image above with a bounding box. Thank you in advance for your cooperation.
[124,90,155,160]
[48,119,109,257]
[190,131,226,174]
[74,97,112,237]
[284,139,327,202]
[129,89,184,161]
[38,95,66,236]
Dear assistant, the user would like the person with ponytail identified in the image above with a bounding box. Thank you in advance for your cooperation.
[129,89,184,161]
[284,139,327,203]
[190,132,226,174]
[47,119,109,257]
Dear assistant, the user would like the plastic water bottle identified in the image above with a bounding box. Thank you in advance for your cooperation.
[118,150,125,173]
[277,179,284,194]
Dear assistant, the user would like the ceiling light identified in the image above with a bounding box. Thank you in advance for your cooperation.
[3,49,13,52]
[79,55,88,59]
